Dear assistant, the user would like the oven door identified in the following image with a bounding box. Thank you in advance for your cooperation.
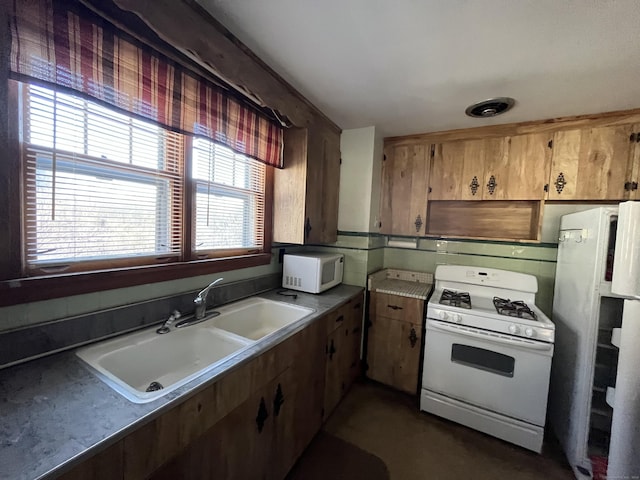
[422,319,553,426]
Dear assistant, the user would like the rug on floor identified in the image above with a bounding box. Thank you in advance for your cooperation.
[286,431,390,480]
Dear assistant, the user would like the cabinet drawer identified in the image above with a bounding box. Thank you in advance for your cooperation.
[374,292,424,325]
[326,295,363,335]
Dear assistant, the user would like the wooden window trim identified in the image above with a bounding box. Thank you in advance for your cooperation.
[0,81,275,307]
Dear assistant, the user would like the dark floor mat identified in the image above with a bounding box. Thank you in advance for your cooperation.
[286,431,390,480]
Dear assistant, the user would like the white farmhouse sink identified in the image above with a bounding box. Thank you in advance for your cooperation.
[76,297,314,403]
[212,297,315,340]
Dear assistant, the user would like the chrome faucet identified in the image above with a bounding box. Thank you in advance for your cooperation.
[193,277,223,320]
[156,310,181,334]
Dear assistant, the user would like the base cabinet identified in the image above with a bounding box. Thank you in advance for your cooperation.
[57,291,363,480]
[324,295,364,420]
[366,292,424,394]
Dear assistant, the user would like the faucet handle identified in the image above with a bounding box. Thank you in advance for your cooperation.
[170,310,181,320]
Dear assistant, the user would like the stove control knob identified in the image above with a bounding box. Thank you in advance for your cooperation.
[453,314,463,323]
[525,328,535,338]
[439,311,449,321]
[508,324,520,334]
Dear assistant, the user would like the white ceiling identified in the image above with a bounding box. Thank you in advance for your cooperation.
[198,0,640,137]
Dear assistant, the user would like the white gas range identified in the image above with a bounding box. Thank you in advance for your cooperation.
[420,265,555,453]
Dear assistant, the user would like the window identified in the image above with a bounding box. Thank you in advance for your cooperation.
[19,82,268,276]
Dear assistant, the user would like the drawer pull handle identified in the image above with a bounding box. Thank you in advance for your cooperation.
[336,315,345,323]
[409,328,418,348]
[387,305,403,310]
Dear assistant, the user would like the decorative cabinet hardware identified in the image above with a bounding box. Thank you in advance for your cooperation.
[548,140,553,149]
[409,328,418,348]
[327,339,336,360]
[304,217,312,240]
[486,175,497,195]
[631,133,638,143]
[428,186,432,193]
[255,397,269,433]
[336,315,344,323]
[273,384,284,417]
[414,215,423,233]
[554,172,567,194]
[469,176,479,195]
[387,304,403,311]
[544,184,549,192]
[625,181,639,191]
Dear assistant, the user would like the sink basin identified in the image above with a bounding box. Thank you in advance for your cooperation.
[211,297,315,340]
[76,324,251,403]
[76,297,314,403]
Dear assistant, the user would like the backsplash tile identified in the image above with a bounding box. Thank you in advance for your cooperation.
[0,273,281,370]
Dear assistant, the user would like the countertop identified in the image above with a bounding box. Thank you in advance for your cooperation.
[368,269,433,300]
[0,285,363,480]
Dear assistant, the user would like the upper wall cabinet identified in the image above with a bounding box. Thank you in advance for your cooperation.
[430,134,551,201]
[547,125,635,200]
[489,133,552,200]
[380,143,430,236]
[274,125,341,244]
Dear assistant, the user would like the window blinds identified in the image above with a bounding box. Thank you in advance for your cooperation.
[24,84,184,269]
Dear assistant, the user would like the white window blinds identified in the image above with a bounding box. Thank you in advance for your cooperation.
[192,138,265,254]
[23,84,184,271]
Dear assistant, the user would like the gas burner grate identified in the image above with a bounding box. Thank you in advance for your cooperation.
[493,297,537,320]
[440,289,472,309]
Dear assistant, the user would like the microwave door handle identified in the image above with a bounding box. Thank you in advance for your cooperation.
[428,321,553,352]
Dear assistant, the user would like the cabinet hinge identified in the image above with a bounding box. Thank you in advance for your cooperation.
[543,184,549,192]
[625,181,639,191]
[339,157,342,165]
[547,140,553,149]
[630,133,637,143]
[383,154,387,161]
[430,145,435,158]
[428,186,432,194]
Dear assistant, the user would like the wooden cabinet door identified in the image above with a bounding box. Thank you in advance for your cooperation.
[324,317,360,420]
[484,133,551,200]
[58,441,124,480]
[287,318,327,467]
[430,139,489,200]
[367,316,422,394]
[305,125,340,244]
[380,143,429,235]
[548,125,634,200]
[150,369,290,480]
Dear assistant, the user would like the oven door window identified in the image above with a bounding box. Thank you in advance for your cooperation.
[451,344,515,378]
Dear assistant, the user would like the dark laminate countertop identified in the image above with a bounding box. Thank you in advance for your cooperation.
[0,285,363,480]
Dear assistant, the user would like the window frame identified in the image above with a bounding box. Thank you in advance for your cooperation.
[0,80,273,307]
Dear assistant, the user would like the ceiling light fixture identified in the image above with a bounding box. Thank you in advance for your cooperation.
[465,97,515,118]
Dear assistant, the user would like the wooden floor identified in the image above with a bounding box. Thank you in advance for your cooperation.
[296,380,575,480]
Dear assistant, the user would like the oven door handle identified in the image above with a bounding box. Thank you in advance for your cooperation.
[428,320,553,351]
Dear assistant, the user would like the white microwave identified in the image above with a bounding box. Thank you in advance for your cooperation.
[282,253,344,294]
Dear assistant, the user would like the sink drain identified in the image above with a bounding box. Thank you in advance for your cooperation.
[146,381,164,392]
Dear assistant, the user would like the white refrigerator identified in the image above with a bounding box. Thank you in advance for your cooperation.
[549,201,640,479]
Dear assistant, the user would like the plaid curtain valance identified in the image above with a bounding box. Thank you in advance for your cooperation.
[9,0,283,168]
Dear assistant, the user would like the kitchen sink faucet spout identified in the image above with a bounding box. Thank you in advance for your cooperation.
[194,278,224,320]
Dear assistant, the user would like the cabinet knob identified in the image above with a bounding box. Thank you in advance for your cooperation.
[409,327,418,348]
[256,397,269,433]
[469,176,479,195]
[486,175,497,195]
[554,173,566,194]
[304,217,312,240]
[273,383,285,417]
[414,215,423,233]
